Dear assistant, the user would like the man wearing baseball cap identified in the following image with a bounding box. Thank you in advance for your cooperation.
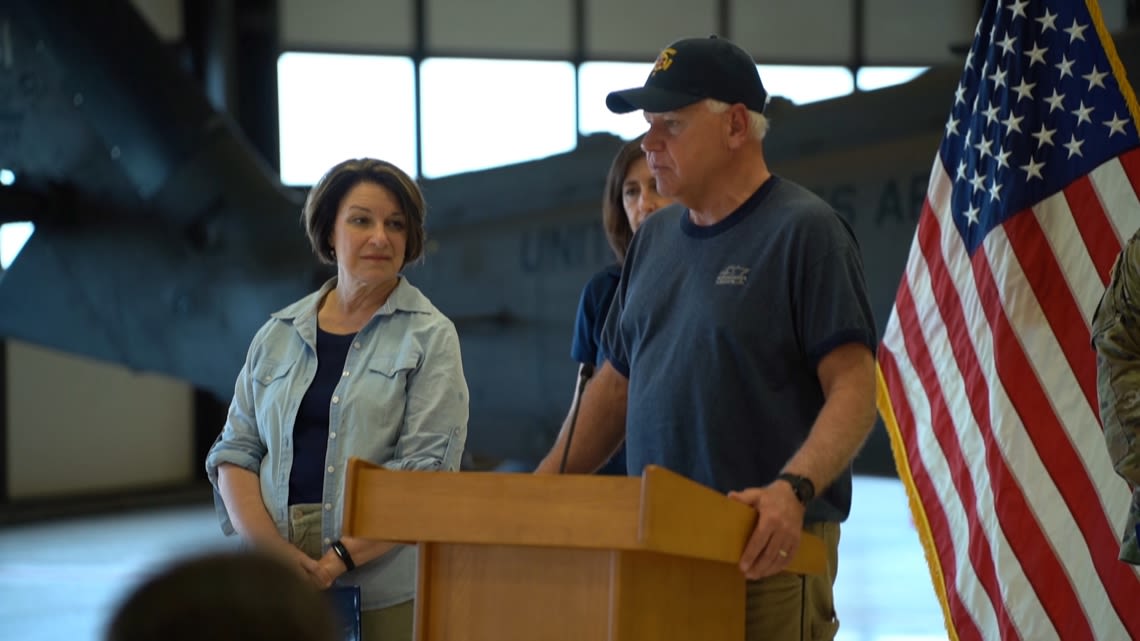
[538,36,878,641]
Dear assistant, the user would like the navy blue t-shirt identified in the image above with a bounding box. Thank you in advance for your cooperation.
[571,264,627,475]
[600,177,877,522]
[289,327,355,505]
[572,264,622,366]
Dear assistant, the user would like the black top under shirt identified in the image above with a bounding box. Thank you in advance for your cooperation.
[289,327,356,505]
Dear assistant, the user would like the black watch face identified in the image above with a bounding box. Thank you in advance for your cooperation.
[783,474,812,503]
[798,482,813,502]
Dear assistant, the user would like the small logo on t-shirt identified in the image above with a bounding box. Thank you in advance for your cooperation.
[715,265,750,286]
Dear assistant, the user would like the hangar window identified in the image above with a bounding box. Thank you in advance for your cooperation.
[756,65,855,105]
[0,222,34,271]
[277,52,924,182]
[418,58,577,179]
[578,62,655,140]
[277,52,418,185]
[856,66,930,92]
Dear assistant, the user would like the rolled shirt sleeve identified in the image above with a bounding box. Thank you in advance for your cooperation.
[386,319,469,472]
[204,325,272,535]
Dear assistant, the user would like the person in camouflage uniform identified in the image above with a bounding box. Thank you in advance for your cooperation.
[1092,228,1140,564]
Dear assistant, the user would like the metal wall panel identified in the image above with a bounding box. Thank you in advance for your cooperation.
[584,0,717,60]
[427,0,573,56]
[281,0,414,51]
[274,0,1137,66]
[731,0,853,65]
[864,0,975,65]
[130,0,182,40]
[1101,0,1128,33]
[7,342,193,499]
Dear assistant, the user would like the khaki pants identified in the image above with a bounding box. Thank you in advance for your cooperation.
[290,504,414,641]
[745,521,841,641]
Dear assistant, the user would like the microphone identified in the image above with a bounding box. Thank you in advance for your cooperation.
[558,362,595,474]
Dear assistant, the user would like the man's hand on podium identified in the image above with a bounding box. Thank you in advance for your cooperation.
[728,481,807,580]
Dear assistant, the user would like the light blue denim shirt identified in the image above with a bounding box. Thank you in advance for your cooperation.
[205,276,469,609]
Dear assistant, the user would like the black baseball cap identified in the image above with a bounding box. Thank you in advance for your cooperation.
[606,35,768,115]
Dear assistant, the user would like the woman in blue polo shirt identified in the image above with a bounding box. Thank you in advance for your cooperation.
[555,135,671,475]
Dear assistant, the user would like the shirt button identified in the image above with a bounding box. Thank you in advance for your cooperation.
[263,375,271,382]
[329,432,337,439]
[323,538,331,545]
[342,370,349,377]
[353,342,361,349]
[327,466,335,473]
[332,395,340,404]
[324,503,332,511]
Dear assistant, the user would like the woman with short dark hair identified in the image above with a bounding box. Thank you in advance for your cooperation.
[207,158,468,640]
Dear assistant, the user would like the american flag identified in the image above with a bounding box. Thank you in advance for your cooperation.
[876,0,1140,639]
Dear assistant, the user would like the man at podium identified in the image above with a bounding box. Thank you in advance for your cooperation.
[536,36,878,641]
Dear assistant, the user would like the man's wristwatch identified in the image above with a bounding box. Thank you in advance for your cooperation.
[777,473,816,505]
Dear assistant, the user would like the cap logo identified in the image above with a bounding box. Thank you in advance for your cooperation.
[651,47,676,75]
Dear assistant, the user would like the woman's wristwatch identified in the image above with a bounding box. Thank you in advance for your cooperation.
[330,539,356,571]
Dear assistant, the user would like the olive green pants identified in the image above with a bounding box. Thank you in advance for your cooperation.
[745,521,841,641]
[290,504,414,641]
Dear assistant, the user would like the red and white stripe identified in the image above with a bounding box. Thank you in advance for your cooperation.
[879,149,1140,641]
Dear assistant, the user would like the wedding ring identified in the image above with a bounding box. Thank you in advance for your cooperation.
[777,549,788,558]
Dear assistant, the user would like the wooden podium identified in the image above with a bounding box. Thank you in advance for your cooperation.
[342,458,825,641]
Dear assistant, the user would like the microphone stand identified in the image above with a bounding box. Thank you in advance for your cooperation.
[558,363,594,474]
